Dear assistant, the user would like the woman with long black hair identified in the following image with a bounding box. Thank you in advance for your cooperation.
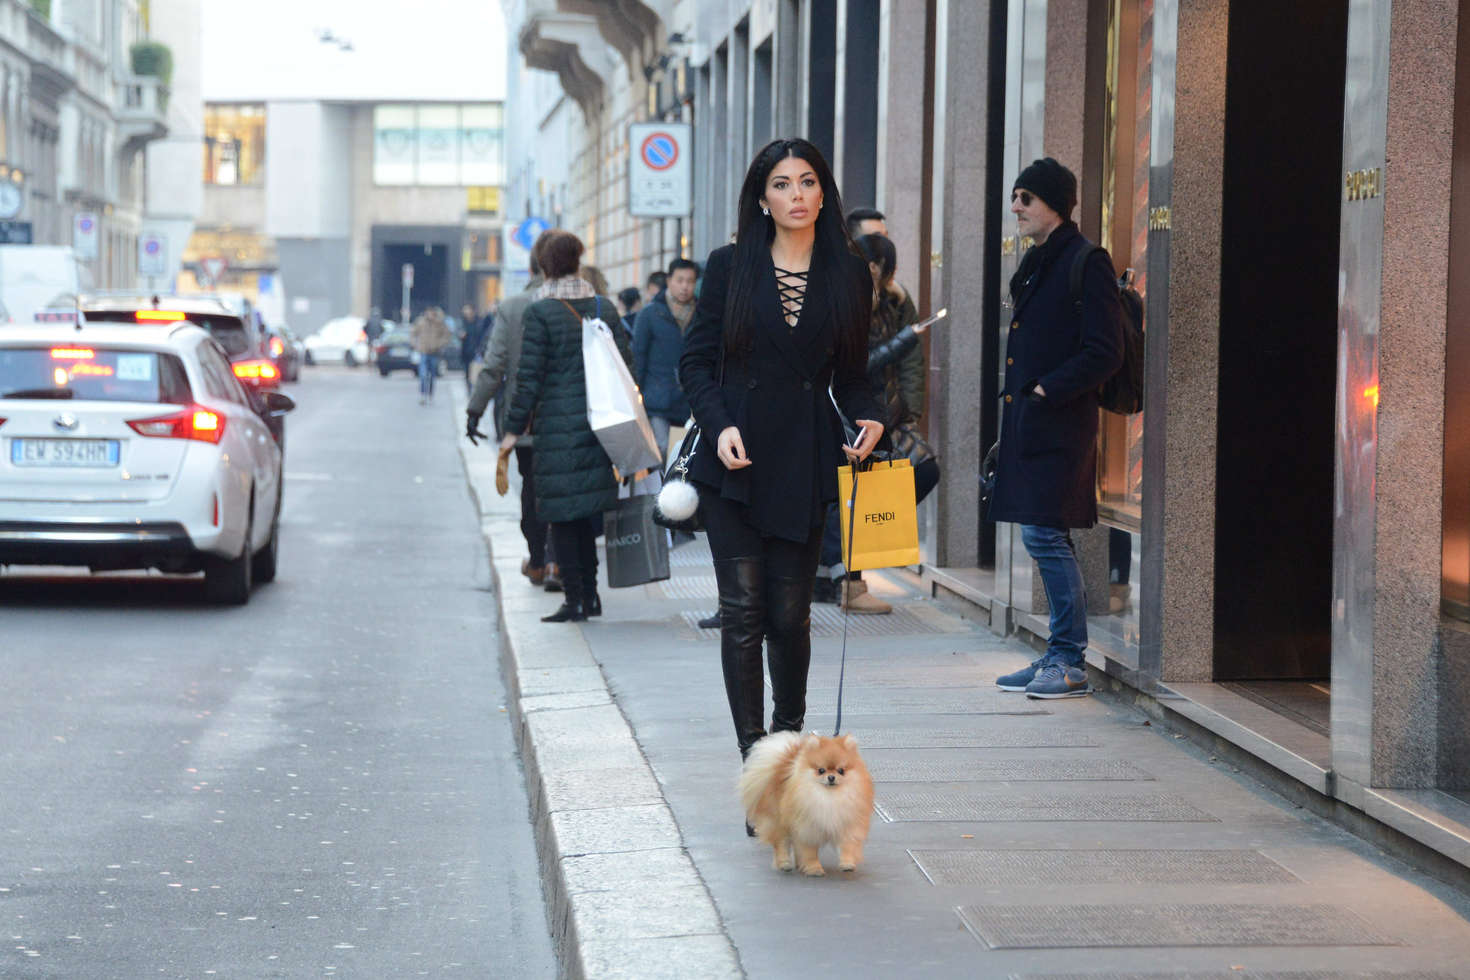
[680,138,884,766]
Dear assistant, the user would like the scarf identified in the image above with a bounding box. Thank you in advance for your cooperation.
[537,275,596,300]
[667,296,694,331]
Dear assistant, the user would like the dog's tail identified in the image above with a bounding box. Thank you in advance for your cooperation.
[738,730,805,817]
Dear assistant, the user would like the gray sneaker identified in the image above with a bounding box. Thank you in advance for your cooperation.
[1024,663,1091,699]
[996,657,1047,692]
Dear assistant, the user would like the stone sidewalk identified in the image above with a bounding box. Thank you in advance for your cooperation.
[450,388,1470,980]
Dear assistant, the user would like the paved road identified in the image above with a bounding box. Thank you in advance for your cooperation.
[0,367,555,978]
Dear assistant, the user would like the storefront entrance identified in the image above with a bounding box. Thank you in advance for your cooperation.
[1210,0,1349,696]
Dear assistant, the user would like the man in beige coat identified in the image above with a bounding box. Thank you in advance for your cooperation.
[410,307,453,404]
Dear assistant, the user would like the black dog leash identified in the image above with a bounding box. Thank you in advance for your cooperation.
[834,459,862,737]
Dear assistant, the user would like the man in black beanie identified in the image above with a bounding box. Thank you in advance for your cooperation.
[987,157,1124,699]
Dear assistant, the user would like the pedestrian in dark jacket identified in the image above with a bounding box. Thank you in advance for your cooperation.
[988,157,1124,700]
[633,257,698,454]
[680,137,883,764]
[499,229,631,623]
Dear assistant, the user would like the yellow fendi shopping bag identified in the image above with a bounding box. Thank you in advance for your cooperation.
[838,458,920,572]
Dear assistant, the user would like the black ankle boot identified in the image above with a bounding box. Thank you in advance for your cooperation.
[765,573,813,734]
[584,591,602,617]
[541,600,586,622]
[714,557,767,755]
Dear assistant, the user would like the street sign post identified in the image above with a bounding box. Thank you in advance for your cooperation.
[73,212,99,261]
[401,263,414,323]
[138,231,168,280]
[512,216,550,252]
[199,255,227,286]
[628,123,692,217]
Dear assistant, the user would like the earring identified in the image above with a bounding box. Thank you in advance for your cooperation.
[761,206,770,216]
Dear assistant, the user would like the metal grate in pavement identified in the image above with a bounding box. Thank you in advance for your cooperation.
[872,758,1151,782]
[835,665,998,687]
[658,575,720,599]
[958,903,1398,949]
[875,788,1216,823]
[1015,974,1455,980]
[677,605,955,638]
[805,688,1050,715]
[854,728,1100,749]
[911,848,1296,886]
[668,540,713,567]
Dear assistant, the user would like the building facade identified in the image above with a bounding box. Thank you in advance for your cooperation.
[0,0,172,292]
[188,98,506,331]
[505,0,1470,876]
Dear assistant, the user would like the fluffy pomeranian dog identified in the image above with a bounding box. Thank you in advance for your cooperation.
[738,731,873,876]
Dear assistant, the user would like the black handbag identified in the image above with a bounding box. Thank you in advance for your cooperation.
[653,424,703,532]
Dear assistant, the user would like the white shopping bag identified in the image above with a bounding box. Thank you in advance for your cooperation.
[582,313,663,475]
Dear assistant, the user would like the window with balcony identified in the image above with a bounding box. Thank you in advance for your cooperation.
[203,104,265,185]
[373,104,504,187]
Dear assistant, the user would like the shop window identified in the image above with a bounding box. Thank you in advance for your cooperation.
[203,104,266,185]
[1096,0,1152,534]
[373,103,504,187]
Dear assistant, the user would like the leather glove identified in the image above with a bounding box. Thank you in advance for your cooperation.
[466,412,487,445]
[495,448,511,496]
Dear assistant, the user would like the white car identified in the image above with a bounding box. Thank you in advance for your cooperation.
[303,316,370,367]
[0,321,294,604]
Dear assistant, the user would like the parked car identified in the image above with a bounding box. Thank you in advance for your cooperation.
[304,316,370,367]
[265,324,304,381]
[374,325,441,377]
[0,320,294,603]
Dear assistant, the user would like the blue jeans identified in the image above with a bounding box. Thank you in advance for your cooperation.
[1021,524,1087,668]
[418,354,440,396]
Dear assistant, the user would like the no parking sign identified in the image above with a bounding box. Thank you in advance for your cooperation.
[628,123,691,218]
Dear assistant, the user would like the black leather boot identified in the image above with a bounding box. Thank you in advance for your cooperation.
[583,574,602,617]
[765,573,813,734]
[713,557,767,757]
[542,572,586,622]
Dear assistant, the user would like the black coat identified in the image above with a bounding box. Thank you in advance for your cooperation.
[504,294,629,523]
[680,244,882,543]
[986,223,1124,528]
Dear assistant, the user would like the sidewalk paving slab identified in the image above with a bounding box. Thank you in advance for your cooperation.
[450,385,1470,980]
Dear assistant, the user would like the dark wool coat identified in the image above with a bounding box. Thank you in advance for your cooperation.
[631,289,692,423]
[679,244,883,543]
[986,223,1124,528]
[504,294,630,523]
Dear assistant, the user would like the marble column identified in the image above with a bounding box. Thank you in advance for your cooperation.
[933,0,993,569]
[1332,0,1458,792]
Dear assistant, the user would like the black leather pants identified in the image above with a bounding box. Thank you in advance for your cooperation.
[714,557,767,757]
[764,573,813,734]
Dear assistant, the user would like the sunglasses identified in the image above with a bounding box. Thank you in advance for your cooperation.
[1011,190,1034,206]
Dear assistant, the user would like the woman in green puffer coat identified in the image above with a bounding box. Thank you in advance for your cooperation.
[499,229,631,623]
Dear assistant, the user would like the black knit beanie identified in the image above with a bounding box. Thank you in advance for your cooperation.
[1014,157,1078,220]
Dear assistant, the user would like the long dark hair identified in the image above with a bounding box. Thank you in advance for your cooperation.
[723,138,866,371]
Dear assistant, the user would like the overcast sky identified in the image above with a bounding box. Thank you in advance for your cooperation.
[201,0,508,102]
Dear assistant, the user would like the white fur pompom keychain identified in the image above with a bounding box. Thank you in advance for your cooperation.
[656,475,699,522]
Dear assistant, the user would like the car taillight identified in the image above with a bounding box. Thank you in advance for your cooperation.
[127,406,226,444]
[268,337,285,357]
[232,359,280,385]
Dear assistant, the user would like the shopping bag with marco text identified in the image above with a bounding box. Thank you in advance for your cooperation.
[581,310,663,476]
[838,458,920,572]
[603,493,671,588]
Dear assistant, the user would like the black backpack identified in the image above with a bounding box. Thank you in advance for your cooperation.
[1069,245,1144,414]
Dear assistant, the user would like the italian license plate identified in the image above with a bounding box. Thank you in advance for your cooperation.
[11,438,121,467]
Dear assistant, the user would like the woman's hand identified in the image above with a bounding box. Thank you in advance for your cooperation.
[498,433,517,454]
[717,426,752,470]
[843,419,885,463]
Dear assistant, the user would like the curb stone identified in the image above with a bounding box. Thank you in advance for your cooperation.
[451,389,742,980]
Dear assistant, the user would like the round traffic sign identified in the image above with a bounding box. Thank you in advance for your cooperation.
[79,217,94,232]
[640,132,679,171]
[143,238,161,255]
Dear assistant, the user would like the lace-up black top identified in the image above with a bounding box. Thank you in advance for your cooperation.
[773,265,809,329]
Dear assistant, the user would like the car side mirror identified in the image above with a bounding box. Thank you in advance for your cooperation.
[263,391,296,416]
